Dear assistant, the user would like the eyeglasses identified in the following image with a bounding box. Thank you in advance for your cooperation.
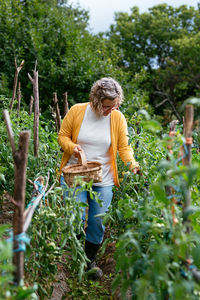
[102,104,119,112]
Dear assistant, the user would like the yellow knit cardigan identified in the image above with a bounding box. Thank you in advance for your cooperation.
[58,102,139,186]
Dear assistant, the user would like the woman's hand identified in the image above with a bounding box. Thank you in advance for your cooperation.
[132,167,140,175]
[73,145,83,158]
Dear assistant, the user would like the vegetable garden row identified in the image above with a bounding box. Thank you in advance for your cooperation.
[0,61,200,299]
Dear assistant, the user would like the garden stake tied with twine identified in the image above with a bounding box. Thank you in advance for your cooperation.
[62,149,102,187]
[166,106,194,227]
[3,109,56,285]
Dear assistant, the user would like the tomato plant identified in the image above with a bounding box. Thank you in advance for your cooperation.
[104,113,200,300]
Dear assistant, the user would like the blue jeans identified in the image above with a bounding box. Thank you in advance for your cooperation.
[60,175,113,245]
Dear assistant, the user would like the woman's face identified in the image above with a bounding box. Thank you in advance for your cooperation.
[101,98,119,116]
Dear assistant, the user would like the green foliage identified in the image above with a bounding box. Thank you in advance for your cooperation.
[108,5,199,70]
[104,114,200,299]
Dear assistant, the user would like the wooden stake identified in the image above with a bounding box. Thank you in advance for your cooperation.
[3,109,30,285]
[63,92,69,116]
[53,92,61,132]
[183,105,193,167]
[10,59,24,110]
[13,131,30,284]
[50,106,58,131]
[29,96,34,115]
[167,120,178,154]
[183,105,193,215]
[17,81,21,117]
[166,120,179,226]
[3,110,16,154]
[28,61,39,157]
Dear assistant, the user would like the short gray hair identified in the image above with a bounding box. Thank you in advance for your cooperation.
[89,77,124,115]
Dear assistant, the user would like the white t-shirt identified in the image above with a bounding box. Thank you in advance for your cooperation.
[67,104,114,186]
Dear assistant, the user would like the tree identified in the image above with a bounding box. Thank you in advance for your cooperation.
[0,0,125,112]
[107,4,200,117]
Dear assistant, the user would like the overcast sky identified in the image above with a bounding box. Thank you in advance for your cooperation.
[70,0,199,33]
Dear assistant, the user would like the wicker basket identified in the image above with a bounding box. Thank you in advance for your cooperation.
[62,150,102,187]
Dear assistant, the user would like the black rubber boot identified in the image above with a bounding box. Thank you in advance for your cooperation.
[85,240,103,279]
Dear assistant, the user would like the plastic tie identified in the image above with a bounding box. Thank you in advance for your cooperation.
[167,194,182,200]
[169,131,175,137]
[180,268,187,278]
[26,199,35,208]
[189,264,196,270]
[14,232,30,252]
[26,180,45,208]
[185,137,193,145]
[34,180,45,200]
[174,143,188,166]
[7,231,30,252]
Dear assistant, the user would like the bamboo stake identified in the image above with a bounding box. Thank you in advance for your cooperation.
[28,61,39,157]
[3,109,30,285]
[53,92,61,132]
[23,173,49,232]
[63,92,69,116]
[23,180,56,232]
[10,59,24,110]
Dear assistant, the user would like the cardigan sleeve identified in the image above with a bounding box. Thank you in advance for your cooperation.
[117,113,139,169]
[58,106,78,155]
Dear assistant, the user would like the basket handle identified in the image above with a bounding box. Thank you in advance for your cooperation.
[78,150,87,167]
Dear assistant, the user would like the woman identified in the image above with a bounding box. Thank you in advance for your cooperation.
[58,77,139,278]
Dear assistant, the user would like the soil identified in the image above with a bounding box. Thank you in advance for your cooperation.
[0,192,14,225]
[50,262,70,300]
[49,241,118,300]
